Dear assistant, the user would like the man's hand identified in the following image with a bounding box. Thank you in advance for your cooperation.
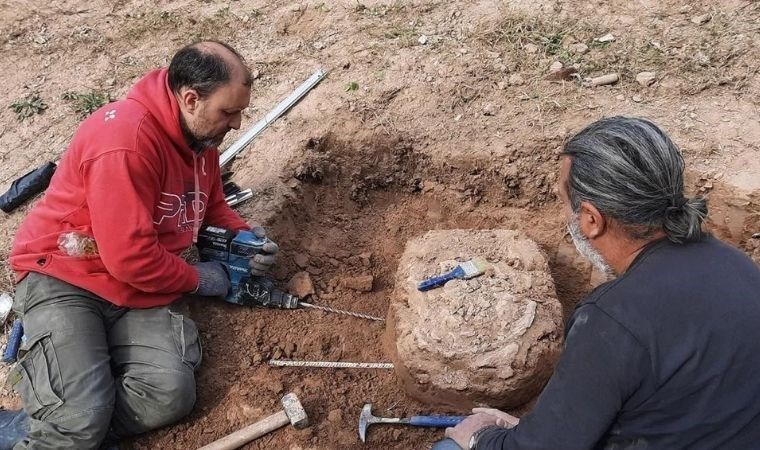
[249,226,279,276]
[193,261,231,297]
[444,413,499,449]
[471,408,519,428]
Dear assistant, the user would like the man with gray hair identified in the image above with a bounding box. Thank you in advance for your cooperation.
[436,116,760,449]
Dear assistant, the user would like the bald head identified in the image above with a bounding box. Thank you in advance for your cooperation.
[168,40,252,98]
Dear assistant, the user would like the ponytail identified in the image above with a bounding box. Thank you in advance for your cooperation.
[663,196,708,244]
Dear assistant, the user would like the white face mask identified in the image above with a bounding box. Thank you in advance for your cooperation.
[567,212,614,275]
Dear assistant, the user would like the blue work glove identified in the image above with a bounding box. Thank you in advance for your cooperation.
[249,226,279,276]
[193,261,231,297]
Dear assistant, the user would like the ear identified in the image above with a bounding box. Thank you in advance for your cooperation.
[177,87,201,114]
[578,201,607,239]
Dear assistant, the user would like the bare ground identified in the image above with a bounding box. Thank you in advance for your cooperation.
[0,1,758,449]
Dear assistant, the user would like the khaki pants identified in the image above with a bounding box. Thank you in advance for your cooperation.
[8,273,202,449]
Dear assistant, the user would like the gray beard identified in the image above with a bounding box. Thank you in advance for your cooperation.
[568,212,614,275]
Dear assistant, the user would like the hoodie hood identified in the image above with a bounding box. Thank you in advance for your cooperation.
[127,69,193,158]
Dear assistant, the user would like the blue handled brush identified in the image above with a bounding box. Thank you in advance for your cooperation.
[417,259,488,292]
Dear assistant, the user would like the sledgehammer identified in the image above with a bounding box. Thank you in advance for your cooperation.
[198,393,308,450]
[358,403,466,443]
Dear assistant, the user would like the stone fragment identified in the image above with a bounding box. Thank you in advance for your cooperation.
[288,271,315,298]
[328,409,343,423]
[635,71,656,87]
[418,35,428,45]
[341,275,374,292]
[523,43,539,54]
[569,43,589,54]
[691,14,710,25]
[549,61,563,72]
[508,74,525,86]
[596,33,615,43]
[391,230,563,408]
[294,253,309,268]
[589,73,619,86]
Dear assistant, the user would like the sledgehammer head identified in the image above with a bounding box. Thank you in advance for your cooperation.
[281,393,309,429]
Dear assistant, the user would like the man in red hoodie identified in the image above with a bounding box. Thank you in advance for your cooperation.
[2,41,278,449]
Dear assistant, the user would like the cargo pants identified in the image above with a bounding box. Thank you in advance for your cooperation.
[8,272,202,449]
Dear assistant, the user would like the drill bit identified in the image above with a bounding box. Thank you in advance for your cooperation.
[269,359,394,369]
[299,302,385,322]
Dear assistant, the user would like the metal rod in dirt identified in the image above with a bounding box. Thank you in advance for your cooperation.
[299,302,385,322]
[219,68,329,167]
[269,360,394,369]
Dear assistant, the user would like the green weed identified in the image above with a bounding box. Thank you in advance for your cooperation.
[9,94,47,121]
[62,91,110,118]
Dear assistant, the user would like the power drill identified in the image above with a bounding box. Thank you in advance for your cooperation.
[196,226,299,309]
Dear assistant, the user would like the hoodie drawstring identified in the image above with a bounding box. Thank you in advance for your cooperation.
[192,153,201,244]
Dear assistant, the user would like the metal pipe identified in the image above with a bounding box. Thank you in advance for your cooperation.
[219,68,328,167]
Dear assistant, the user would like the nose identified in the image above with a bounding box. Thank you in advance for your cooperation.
[229,112,242,130]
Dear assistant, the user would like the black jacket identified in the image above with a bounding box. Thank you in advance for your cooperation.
[478,236,760,450]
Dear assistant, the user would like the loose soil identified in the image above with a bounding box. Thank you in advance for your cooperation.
[0,1,758,449]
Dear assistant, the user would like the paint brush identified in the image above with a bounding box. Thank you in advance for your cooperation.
[417,259,488,292]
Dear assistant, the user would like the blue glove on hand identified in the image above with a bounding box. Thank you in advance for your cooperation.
[249,226,280,276]
[193,261,231,297]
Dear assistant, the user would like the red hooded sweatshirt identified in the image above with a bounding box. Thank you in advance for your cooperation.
[10,69,249,308]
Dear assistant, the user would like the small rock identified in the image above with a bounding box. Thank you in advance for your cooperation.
[358,252,373,268]
[635,71,656,87]
[632,95,643,103]
[569,43,589,54]
[691,14,711,25]
[251,69,261,79]
[454,114,462,122]
[596,33,615,43]
[418,35,428,45]
[289,4,302,12]
[508,74,525,86]
[482,104,496,116]
[695,51,710,66]
[327,409,343,423]
[523,43,539,54]
[497,81,507,90]
[588,73,619,86]
[288,271,315,298]
[341,275,374,292]
[313,41,325,50]
[252,353,263,365]
[549,61,563,73]
[294,254,309,269]
[391,429,403,440]
[616,94,625,101]
[105,78,115,87]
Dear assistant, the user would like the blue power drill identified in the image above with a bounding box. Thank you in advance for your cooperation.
[197,226,299,308]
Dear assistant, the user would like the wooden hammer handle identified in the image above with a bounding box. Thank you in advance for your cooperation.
[197,410,290,450]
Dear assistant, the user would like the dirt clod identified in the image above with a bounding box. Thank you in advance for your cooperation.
[341,275,374,292]
[288,271,316,298]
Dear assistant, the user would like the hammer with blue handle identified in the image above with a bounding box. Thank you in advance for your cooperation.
[358,403,466,443]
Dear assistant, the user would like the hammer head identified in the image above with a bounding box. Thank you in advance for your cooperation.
[281,393,309,429]
[358,403,375,443]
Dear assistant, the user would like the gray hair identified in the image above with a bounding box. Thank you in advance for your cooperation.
[562,116,707,244]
